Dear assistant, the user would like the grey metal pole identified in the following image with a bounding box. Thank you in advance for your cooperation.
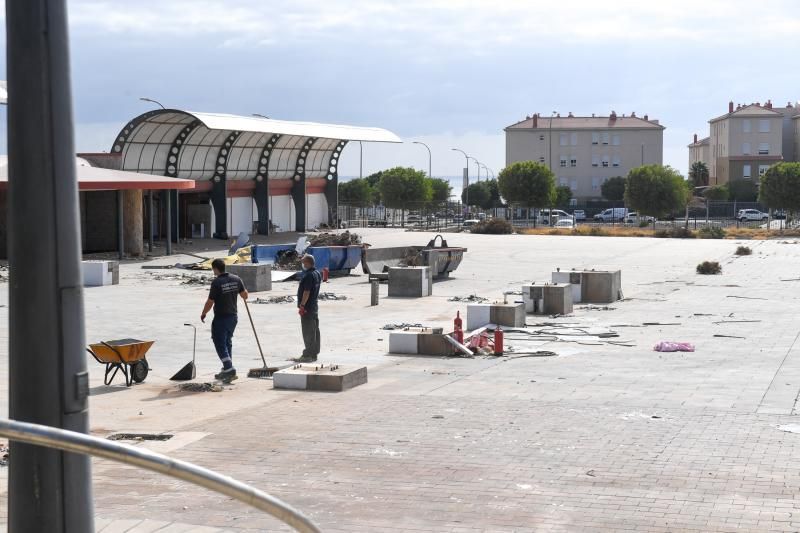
[6,0,94,530]
[412,141,432,177]
[359,141,363,179]
[166,191,173,256]
[451,148,469,212]
[117,190,124,259]
[148,190,154,252]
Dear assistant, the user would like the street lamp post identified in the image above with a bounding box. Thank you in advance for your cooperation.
[470,157,481,183]
[412,141,432,177]
[548,111,557,172]
[139,97,165,109]
[359,141,363,179]
[451,148,469,213]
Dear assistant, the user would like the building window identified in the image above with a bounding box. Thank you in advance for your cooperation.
[539,156,545,163]
[759,165,769,176]
[743,119,751,133]
[570,132,578,146]
[601,132,610,145]
[592,132,599,145]
[559,177,568,186]
[758,143,769,155]
[539,134,545,141]
[743,164,751,179]
[602,155,609,167]
[560,156,567,168]
[759,119,770,133]
[560,133,568,146]
[570,180,577,191]
[592,156,599,167]
[612,134,620,146]
[612,155,621,167]
[742,142,751,155]
[570,157,577,167]
[591,177,600,191]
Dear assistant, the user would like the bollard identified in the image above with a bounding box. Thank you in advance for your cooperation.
[370,280,379,306]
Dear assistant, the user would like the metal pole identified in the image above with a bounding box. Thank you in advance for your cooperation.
[117,190,124,260]
[166,190,173,256]
[451,148,469,213]
[148,190,154,252]
[359,141,363,179]
[412,141,432,177]
[6,0,94,530]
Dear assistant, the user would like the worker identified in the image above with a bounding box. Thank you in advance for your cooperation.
[295,254,322,362]
[200,258,248,381]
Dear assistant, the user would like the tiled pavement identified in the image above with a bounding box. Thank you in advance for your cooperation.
[4,232,800,531]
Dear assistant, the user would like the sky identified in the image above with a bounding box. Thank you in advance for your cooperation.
[1,0,800,182]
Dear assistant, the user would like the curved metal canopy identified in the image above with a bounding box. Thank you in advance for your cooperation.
[112,109,401,182]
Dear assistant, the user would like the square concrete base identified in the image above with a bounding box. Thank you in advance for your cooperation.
[466,303,526,330]
[273,364,368,392]
[228,263,272,293]
[552,269,622,304]
[388,266,433,297]
[523,283,573,315]
[388,331,455,355]
[83,260,119,287]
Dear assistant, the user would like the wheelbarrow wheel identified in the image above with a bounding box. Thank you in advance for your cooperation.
[132,359,149,383]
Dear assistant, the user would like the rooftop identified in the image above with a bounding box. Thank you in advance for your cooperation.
[506,112,663,131]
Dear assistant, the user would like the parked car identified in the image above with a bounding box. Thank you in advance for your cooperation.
[773,209,787,220]
[737,209,768,222]
[462,219,480,228]
[593,208,628,222]
[406,215,424,223]
[553,218,575,229]
[624,212,655,224]
[572,209,586,221]
[537,209,572,225]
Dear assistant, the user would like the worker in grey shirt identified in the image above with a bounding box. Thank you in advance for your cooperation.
[201,259,248,381]
[294,254,322,362]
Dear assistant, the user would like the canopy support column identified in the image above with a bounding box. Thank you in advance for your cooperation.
[117,190,124,259]
[254,134,280,235]
[291,137,316,233]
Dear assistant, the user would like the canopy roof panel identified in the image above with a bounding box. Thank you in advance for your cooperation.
[113,109,401,182]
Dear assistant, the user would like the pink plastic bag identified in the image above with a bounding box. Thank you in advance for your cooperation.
[653,341,695,352]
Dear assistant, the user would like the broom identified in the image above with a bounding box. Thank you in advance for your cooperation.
[244,300,278,378]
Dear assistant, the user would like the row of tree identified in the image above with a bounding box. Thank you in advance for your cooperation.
[338,167,451,208]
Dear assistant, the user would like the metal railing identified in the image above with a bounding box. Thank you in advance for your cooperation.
[0,418,321,533]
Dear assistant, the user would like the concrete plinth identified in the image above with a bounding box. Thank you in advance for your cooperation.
[523,283,573,315]
[228,263,272,293]
[388,266,433,297]
[273,364,368,392]
[552,269,622,304]
[389,331,455,355]
[83,260,119,287]
[466,303,526,330]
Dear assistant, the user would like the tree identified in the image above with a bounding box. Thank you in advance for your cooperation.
[497,161,556,207]
[377,167,432,209]
[624,165,690,218]
[760,162,800,210]
[364,170,384,189]
[484,179,503,208]
[689,161,710,188]
[601,176,626,202]
[554,185,572,206]
[703,185,729,201]
[338,178,372,205]
[728,179,758,202]
[462,181,491,207]
[427,177,452,205]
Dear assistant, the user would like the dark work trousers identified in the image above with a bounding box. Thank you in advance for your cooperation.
[301,312,320,358]
[211,314,238,369]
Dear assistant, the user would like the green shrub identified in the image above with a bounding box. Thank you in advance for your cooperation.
[696,261,722,275]
[638,219,651,228]
[698,226,726,239]
[735,245,752,256]
[470,218,513,234]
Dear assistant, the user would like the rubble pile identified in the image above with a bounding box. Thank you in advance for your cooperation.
[448,295,488,303]
[308,231,362,246]
[148,272,212,285]
[179,382,224,392]
[252,295,296,304]
[319,292,348,301]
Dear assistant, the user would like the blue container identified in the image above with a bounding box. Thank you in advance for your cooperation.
[251,244,295,264]
[306,245,362,272]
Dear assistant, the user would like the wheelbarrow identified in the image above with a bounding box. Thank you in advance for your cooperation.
[87,338,154,387]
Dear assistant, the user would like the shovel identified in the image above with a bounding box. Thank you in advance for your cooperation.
[170,323,197,381]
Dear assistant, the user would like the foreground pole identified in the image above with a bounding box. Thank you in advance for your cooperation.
[6,0,94,531]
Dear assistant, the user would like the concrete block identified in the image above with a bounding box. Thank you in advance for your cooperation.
[417,333,456,355]
[523,283,573,315]
[388,266,433,297]
[273,364,368,392]
[466,304,492,330]
[467,303,525,330]
[551,269,622,304]
[83,260,119,287]
[228,263,272,293]
[389,332,419,354]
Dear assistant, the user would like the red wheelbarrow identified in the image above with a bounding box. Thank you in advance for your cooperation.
[87,338,154,387]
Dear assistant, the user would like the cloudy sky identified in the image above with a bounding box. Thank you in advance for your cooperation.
[1,0,800,180]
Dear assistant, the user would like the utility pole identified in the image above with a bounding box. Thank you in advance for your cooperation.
[412,141,432,177]
[451,148,470,212]
[6,0,95,531]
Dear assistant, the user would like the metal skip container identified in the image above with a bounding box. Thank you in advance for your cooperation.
[361,235,467,281]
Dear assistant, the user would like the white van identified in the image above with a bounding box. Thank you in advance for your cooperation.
[593,208,628,222]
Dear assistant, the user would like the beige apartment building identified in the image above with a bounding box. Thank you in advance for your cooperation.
[689,100,800,184]
[505,111,664,200]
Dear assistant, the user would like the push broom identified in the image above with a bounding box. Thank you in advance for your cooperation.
[244,300,278,378]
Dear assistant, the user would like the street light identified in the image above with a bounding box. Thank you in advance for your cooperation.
[451,148,469,211]
[481,163,494,180]
[139,97,165,109]
[359,141,363,179]
[548,110,557,171]
[412,141,432,177]
[469,157,481,182]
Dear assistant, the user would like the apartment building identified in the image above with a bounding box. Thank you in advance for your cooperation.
[505,111,664,200]
[689,100,800,184]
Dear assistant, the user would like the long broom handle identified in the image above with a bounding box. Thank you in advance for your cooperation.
[243,300,267,366]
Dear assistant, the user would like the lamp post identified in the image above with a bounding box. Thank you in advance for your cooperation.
[451,148,469,212]
[359,141,363,179]
[412,141,432,177]
[469,157,481,182]
[139,97,165,109]
[548,110,557,171]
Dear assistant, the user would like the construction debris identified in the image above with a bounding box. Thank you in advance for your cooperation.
[319,292,348,301]
[0,265,8,283]
[382,323,424,330]
[0,443,8,466]
[251,295,296,304]
[178,382,224,392]
[147,272,212,285]
[448,295,489,303]
[653,341,695,352]
[308,231,362,247]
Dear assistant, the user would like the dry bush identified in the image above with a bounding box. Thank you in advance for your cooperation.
[696,261,722,275]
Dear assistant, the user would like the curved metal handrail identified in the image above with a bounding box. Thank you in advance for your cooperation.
[0,419,321,533]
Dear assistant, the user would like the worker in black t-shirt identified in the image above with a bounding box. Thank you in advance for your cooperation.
[294,254,322,362]
[200,259,248,381]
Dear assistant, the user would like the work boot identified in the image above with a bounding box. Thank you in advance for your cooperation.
[215,367,237,381]
[292,356,317,363]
